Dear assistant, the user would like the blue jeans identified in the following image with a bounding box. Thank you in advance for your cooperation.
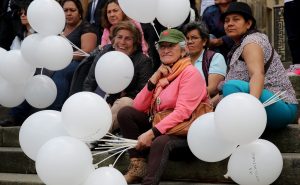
[48,61,80,110]
[222,80,298,129]
[10,61,80,122]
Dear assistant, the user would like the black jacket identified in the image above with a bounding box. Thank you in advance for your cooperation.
[83,45,154,105]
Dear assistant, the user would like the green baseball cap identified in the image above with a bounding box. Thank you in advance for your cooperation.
[158,29,186,44]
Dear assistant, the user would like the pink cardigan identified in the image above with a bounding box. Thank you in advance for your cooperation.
[133,65,208,134]
[101,20,149,55]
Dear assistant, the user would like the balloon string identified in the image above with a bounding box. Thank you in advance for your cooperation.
[151,22,160,39]
[112,146,134,167]
[60,34,90,57]
[93,145,133,168]
[104,93,110,100]
[263,91,286,107]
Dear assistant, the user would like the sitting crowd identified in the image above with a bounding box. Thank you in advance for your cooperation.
[0,1,299,185]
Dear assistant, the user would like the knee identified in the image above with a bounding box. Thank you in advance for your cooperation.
[152,135,171,149]
[113,97,133,109]
[117,106,136,125]
[222,80,248,96]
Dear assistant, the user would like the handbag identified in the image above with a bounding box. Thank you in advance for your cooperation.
[152,102,213,136]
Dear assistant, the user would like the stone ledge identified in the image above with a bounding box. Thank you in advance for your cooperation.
[96,153,300,185]
[0,173,42,185]
[0,173,235,185]
[0,147,35,174]
[0,148,299,185]
[1,124,300,152]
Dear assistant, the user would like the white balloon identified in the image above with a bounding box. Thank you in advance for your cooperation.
[156,0,190,28]
[227,139,283,185]
[0,76,25,107]
[27,0,65,35]
[61,92,112,141]
[0,50,35,85]
[36,35,73,70]
[25,75,57,108]
[0,47,7,59]
[95,51,134,94]
[119,0,157,23]
[84,166,127,185]
[214,93,267,145]
[187,112,237,162]
[21,33,44,68]
[36,136,94,185]
[19,110,68,160]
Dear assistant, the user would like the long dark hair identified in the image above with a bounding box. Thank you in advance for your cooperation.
[100,0,128,29]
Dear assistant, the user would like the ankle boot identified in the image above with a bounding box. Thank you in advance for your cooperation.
[124,158,147,183]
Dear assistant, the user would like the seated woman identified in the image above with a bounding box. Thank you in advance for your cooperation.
[0,0,97,127]
[220,2,298,129]
[83,21,153,132]
[183,21,227,98]
[117,29,209,184]
[100,0,148,55]
[50,0,97,110]
[10,0,34,50]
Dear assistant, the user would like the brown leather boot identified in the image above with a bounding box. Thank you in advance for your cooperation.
[124,158,147,184]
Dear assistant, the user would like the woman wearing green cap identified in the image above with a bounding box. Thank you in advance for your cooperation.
[117,29,211,184]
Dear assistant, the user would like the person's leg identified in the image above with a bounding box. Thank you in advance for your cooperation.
[110,97,133,132]
[117,106,151,183]
[117,106,151,157]
[1,101,32,126]
[142,135,188,185]
[48,61,80,110]
[222,80,298,129]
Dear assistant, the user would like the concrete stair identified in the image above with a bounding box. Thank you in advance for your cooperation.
[1,124,300,185]
[0,76,300,184]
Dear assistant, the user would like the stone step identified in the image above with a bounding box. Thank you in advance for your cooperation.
[1,124,300,152]
[1,146,299,184]
[0,173,42,185]
[0,173,235,185]
[95,153,300,185]
[0,127,20,147]
[0,147,35,174]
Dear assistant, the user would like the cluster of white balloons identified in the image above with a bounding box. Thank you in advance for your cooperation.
[19,92,126,185]
[119,0,191,28]
[187,93,283,185]
[0,0,74,109]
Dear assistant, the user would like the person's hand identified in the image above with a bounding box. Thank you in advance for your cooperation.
[209,38,223,47]
[136,129,155,150]
[149,64,172,84]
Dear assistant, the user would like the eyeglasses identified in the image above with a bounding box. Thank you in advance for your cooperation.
[186,36,201,43]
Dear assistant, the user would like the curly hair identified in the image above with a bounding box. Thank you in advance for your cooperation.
[110,21,142,52]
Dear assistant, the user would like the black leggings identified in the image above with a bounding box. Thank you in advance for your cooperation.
[118,106,189,185]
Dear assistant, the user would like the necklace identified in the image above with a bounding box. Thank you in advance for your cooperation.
[62,20,82,36]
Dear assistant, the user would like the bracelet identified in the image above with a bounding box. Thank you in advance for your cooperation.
[147,80,156,91]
